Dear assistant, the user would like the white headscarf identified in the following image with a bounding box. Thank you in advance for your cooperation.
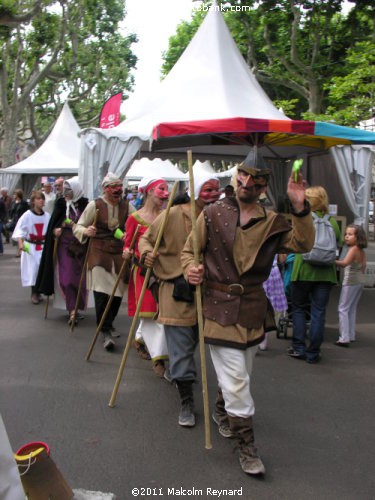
[192,171,219,200]
[138,177,165,194]
[64,176,84,219]
[102,172,122,188]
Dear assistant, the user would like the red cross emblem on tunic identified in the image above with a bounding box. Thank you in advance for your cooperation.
[29,223,45,251]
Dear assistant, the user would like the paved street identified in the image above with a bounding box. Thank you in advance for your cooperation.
[1,241,375,500]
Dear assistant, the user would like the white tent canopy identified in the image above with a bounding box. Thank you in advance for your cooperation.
[125,157,187,182]
[0,103,80,195]
[79,5,288,199]
[4,102,80,174]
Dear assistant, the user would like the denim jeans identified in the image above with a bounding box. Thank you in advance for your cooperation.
[291,281,333,361]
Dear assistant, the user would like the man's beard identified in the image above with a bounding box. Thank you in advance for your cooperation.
[237,186,260,204]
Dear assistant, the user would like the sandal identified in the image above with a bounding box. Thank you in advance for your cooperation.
[68,311,78,326]
[132,340,151,360]
[153,360,166,378]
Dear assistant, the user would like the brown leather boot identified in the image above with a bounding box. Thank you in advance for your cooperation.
[228,415,265,475]
[212,389,234,438]
[132,340,151,360]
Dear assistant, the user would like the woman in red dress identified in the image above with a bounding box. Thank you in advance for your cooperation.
[123,177,170,378]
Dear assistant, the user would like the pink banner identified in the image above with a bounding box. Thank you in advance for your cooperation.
[99,93,122,129]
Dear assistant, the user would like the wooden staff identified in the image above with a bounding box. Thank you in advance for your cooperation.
[44,237,59,320]
[85,224,141,361]
[187,149,212,450]
[70,209,99,332]
[108,181,179,408]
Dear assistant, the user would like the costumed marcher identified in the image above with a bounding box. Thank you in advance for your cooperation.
[35,177,89,324]
[12,191,50,304]
[181,149,315,476]
[123,177,170,378]
[287,186,342,363]
[335,224,367,346]
[73,173,129,350]
[139,172,221,427]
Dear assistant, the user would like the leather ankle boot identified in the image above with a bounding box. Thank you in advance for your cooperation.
[212,389,234,438]
[228,415,265,475]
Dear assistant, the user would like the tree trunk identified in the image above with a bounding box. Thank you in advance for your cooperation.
[308,81,323,114]
[2,108,20,168]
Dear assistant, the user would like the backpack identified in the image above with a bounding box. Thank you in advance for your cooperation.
[302,213,337,266]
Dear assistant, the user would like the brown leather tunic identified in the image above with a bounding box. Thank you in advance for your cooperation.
[88,198,129,277]
[202,197,291,329]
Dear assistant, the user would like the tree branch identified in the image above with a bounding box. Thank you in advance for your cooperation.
[19,6,68,108]
[0,1,43,27]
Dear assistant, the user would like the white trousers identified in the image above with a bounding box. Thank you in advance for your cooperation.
[135,319,168,362]
[338,284,363,342]
[209,344,258,418]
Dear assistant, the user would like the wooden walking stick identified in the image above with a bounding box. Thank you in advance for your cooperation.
[108,181,179,408]
[187,149,212,450]
[85,224,140,361]
[70,209,99,332]
[44,237,59,320]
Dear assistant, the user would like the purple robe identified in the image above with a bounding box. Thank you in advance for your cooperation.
[56,205,87,312]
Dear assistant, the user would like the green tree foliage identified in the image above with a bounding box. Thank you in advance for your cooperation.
[313,40,375,126]
[0,0,137,167]
[161,0,374,123]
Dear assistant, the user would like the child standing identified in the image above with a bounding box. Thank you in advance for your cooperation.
[335,224,367,347]
[12,191,50,304]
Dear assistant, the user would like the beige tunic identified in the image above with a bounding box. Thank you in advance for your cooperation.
[139,202,201,326]
[73,199,125,297]
[181,203,315,346]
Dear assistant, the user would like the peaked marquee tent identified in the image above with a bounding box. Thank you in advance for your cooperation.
[0,103,80,195]
[125,157,187,182]
[79,4,375,224]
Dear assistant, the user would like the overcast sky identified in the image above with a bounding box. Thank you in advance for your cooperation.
[122,0,198,116]
[121,0,354,117]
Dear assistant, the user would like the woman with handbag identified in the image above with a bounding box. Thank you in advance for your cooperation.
[35,177,89,324]
[122,177,170,378]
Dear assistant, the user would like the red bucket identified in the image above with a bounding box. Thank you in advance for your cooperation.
[14,441,73,500]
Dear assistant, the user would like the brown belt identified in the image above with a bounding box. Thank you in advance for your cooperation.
[25,239,45,245]
[205,281,252,296]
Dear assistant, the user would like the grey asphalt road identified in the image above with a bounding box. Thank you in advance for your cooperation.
[1,241,374,500]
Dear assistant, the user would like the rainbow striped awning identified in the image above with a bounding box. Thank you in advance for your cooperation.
[152,117,375,152]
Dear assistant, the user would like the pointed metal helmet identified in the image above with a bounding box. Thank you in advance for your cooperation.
[238,148,272,177]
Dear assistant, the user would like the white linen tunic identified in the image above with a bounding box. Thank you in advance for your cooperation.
[12,210,50,287]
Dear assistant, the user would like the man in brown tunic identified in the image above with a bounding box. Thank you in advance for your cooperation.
[181,150,315,476]
[138,173,221,427]
[73,173,129,350]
